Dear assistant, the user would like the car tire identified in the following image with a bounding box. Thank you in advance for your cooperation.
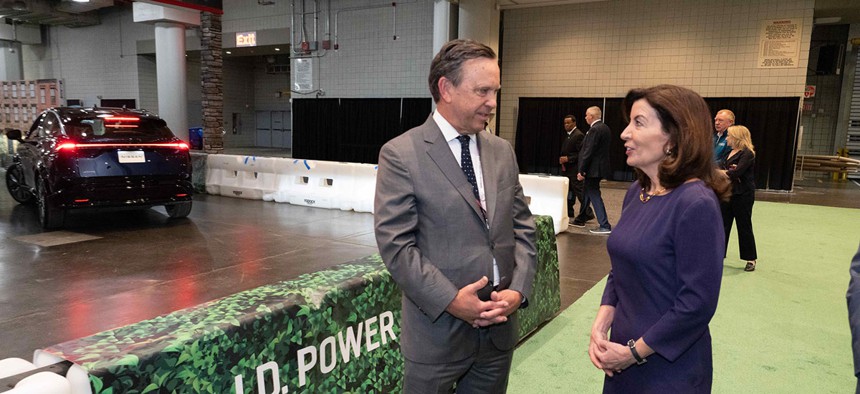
[37,177,64,229]
[6,163,34,204]
[165,201,192,219]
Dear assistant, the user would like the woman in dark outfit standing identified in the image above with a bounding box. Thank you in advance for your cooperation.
[721,125,758,271]
[587,85,730,393]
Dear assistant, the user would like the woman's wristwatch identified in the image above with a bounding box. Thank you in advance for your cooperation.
[627,339,647,365]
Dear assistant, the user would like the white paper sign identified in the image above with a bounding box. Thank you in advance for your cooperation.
[293,58,313,92]
[758,19,802,68]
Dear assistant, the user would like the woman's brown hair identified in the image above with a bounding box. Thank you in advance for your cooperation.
[623,85,730,201]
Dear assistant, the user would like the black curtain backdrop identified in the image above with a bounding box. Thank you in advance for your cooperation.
[401,98,433,134]
[603,98,633,181]
[293,98,432,164]
[514,96,799,190]
[706,98,800,191]
[514,98,603,175]
[293,98,339,161]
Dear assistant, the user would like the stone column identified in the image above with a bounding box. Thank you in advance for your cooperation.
[200,12,223,153]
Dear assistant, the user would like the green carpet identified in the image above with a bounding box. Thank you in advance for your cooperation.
[509,201,860,393]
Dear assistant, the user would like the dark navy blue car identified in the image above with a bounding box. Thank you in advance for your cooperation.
[5,107,193,229]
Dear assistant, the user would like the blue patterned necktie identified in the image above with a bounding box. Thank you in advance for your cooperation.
[457,135,481,201]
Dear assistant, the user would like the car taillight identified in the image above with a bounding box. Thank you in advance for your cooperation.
[53,142,190,151]
[103,116,140,122]
[55,142,77,152]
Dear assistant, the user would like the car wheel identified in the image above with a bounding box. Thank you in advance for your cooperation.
[165,201,192,219]
[37,177,64,229]
[6,163,34,204]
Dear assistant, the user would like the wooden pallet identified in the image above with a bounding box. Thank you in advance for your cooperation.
[795,154,860,173]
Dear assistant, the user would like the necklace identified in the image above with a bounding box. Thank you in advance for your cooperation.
[639,186,666,203]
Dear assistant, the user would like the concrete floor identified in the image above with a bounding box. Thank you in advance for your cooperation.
[0,172,857,361]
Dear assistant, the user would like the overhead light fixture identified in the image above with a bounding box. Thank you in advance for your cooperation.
[72,0,91,3]
[814,17,842,24]
[225,51,232,54]
[274,48,280,51]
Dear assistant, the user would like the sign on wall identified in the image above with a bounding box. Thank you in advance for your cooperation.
[293,58,314,93]
[804,85,816,99]
[758,19,802,68]
[236,31,257,47]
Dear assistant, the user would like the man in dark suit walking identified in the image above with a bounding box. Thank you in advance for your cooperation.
[374,39,537,393]
[575,106,612,234]
[559,114,593,226]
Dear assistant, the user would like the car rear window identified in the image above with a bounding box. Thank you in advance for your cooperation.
[65,116,175,139]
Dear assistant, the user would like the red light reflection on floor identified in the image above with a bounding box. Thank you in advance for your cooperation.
[167,246,203,311]
[65,281,94,339]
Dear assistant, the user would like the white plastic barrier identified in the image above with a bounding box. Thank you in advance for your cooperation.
[265,158,304,203]
[204,154,233,196]
[206,155,277,200]
[350,163,378,213]
[286,160,355,210]
[0,353,91,394]
[0,358,35,379]
[203,155,566,229]
[6,372,71,394]
[518,174,568,235]
[32,351,90,394]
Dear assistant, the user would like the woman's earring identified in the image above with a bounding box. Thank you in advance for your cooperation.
[665,148,672,155]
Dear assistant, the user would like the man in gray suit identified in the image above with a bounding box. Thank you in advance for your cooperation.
[374,39,537,393]
[846,243,860,393]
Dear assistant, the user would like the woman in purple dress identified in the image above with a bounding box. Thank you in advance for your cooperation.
[587,85,730,393]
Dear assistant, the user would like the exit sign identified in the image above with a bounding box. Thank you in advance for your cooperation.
[236,32,257,47]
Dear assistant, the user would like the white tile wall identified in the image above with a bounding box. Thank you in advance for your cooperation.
[17,0,820,151]
[309,0,434,98]
[137,55,158,112]
[224,58,258,147]
[22,7,154,108]
[499,0,814,142]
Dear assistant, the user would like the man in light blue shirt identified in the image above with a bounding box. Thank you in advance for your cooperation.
[713,109,734,167]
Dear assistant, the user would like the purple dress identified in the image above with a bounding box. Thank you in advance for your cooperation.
[601,180,724,393]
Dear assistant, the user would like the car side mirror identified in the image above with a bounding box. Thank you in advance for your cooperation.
[5,129,22,141]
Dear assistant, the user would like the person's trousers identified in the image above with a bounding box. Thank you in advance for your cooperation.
[579,177,609,229]
[567,175,592,218]
[721,192,757,261]
[402,328,514,394]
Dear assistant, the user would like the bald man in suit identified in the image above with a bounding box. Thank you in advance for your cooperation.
[374,39,536,393]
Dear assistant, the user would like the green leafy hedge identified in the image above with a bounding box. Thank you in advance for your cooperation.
[44,217,559,393]
[47,256,403,394]
[517,215,561,338]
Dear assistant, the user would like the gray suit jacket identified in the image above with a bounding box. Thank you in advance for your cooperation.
[847,243,860,377]
[374,115,537,364]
